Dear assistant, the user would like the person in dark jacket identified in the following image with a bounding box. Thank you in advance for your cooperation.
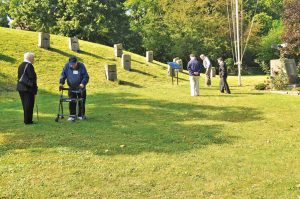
[218,57,231,94]
[17,52,38,124]
[59,56,89,121]
[187,54,202,96]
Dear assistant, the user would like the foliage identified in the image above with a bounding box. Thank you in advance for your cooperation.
[282,0,300,55]
[270,55,289,90]
[256,20,283,73]
[255,83,267,90]
[2,0,132,45]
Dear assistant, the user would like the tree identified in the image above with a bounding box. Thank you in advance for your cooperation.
[282,0,300,55]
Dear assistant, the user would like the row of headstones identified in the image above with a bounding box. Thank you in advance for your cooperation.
[38,33,80,51]
[106,44,154,81]
[39,33,154,81]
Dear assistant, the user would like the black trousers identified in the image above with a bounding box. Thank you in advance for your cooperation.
[19,91,35,124]
[220,77,231,94]
[68,90,86,117]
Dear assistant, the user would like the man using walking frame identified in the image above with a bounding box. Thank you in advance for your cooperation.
[59,56,89,121]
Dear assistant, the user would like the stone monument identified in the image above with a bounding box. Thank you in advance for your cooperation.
[38,32,50,49]
[114,44,123,58]
[122,54,131,71]
[176,59,183,72]
[146,51,153,62]
[69,37,80,52]
[211,67,216,78]
[105,64,117,81]
[270,59,299,84]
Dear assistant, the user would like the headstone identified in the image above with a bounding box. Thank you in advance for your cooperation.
[211,67,216,78]
[122,54,131,71]
[114,44,123,58]
[38,32,50,49]
[69,37,80,52]
[146,51,153,62]
[173,57,180,62]
[270,59,298,84]
[176,59,183,72]
[105,64,117,81]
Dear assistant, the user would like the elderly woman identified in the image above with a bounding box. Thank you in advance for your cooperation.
[17,52,38,124]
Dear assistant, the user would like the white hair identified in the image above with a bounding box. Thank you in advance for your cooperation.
[24,52,34,60]
[200,54,205,59]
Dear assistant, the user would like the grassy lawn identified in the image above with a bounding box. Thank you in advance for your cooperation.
[0,27,299,198]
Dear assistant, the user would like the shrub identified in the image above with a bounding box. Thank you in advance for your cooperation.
[255,83,267,90]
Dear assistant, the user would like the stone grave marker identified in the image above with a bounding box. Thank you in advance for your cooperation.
[176,59,183,72]
[69,37,80,52]
[105,64,117,81]
[114,44,123,57]
[211,67,216,77]
[38,32,50,49]
[122,54,131,71]
[146,51,153,62]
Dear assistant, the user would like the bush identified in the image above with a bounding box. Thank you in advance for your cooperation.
[271,68,289,90]
[255,83,267,90]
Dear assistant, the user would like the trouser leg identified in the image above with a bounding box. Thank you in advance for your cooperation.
[68,91,77,117]
[224,78,231,94]
[220,78,225,93]
[189,76,195,96]
[205,67,211,86]
[194,76,200,96]
[78,90,86,117]
[19,91,34,124]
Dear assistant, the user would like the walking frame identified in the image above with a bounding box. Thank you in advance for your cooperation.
[55,88,84,122]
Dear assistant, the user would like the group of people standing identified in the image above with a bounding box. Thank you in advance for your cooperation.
[187,54,231,96]
[16,52,230,125]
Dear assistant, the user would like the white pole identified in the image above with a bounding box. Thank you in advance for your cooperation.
[235,0,242,86]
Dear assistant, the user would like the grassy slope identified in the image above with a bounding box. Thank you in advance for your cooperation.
[0,27,299,198]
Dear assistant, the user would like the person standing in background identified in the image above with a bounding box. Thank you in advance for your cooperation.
[17,52,38,125]
[200,54,212,87]
[187,54,201,96]
[218,57,231,94]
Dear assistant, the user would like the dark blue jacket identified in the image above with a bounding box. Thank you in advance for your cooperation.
[60,62,89,89]
[187,58,201,76]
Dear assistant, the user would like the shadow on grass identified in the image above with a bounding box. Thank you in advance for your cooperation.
[0,72,16,92]
[48,48,73,58]
[118,80,143,88]
[0,91,264,156]
[0,53,16,63]
[79,50,105,60]
[131,69,157,78]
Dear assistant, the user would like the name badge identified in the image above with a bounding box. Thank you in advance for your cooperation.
[73,70,79,75]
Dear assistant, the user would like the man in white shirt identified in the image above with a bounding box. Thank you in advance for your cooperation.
[200,54,212,87]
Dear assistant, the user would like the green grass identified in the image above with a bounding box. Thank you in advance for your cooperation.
[0,27,299,198]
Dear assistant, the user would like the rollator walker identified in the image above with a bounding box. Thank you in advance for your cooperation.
[55,87,84,122]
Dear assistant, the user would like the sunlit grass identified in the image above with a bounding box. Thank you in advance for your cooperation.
[0,27,299,198]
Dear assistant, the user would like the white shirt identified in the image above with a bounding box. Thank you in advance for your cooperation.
[24,59,32,64]
[203,57,211,69]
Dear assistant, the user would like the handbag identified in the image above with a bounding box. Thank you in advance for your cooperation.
[19,63,33,87]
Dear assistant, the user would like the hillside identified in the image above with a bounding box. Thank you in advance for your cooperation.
[0,27,170,93]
